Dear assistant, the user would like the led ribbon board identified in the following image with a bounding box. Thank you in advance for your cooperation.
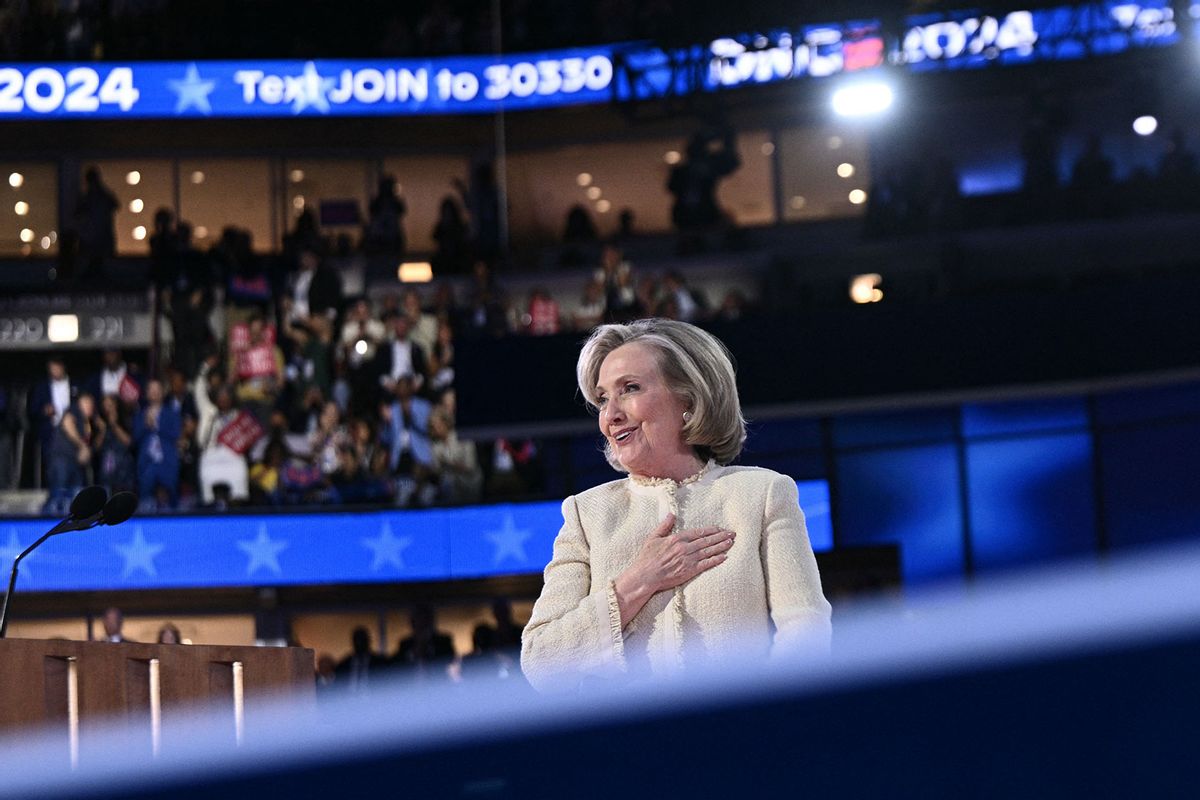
[0,2,1181,120]
[0,481,832,592]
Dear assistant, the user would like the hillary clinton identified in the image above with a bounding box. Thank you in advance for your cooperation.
[521,319,831,692]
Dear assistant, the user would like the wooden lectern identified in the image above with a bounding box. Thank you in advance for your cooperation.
[0,639,315,762]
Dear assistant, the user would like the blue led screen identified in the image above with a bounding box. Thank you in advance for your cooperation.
[0,2,1183,121]
[966,433,1097,571]
[0,481,832,593]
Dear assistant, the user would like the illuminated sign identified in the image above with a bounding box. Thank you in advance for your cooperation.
[0,50,614,119]
[0,1,1184,121]
[0,481,832,591]
[897,1,1178,71]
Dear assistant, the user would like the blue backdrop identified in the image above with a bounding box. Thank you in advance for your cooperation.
[0,481,833,593]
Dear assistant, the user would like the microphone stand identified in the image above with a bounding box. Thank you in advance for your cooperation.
[0,531,54,639]
[0,515,99,639]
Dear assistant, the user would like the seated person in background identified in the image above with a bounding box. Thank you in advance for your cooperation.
[101,607,130,643]
[133,379,182,509]
[157,624,183,644]
[393,604,455,678]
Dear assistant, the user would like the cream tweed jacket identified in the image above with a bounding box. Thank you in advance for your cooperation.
[521,463,832,693]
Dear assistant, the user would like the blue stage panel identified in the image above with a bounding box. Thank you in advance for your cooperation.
[966,432,1098,571]
[834,444,964,583]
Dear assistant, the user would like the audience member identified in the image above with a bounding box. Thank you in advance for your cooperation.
[374,313,428,399]
[196,381,252,506]
[44,392,96,514]
[667,126,741,253]
[393,604,456,678]
[432,196,470,275]
[133,379,182,509]
[429,406,482,504]
[101,607,129,643]
[381,376,436,506]
[75,166,118,278]
[334,626,389,693]
[94,394,136,496]
[363,176,408,255]
[157,624,183,644]
[525,288,561,335]
[29,357,77,474]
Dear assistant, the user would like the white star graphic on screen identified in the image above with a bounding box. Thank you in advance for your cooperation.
[361,521,413,572]
[237,524,289,576]
[168,63,217,114]
[289,62,334,114]
[1,528,29,576]
[483,514,532,566]
[113,526,165,579]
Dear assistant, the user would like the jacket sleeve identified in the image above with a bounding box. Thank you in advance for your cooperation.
[761,474,833,656]
[521,495,626,693]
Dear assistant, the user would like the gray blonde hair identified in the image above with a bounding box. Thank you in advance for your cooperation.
[577,318,746,470]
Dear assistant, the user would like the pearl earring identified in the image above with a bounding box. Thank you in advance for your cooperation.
[682,411,693,422]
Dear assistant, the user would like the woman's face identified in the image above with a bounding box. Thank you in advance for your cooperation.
[596,342,692,479]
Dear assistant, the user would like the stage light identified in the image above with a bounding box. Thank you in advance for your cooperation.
[848,189,868,205]
[827,136,843,150]
[8,172,23,188]
[398,261,433,282]
[832,82,894,117]
[191,171,205,184]
[40,236,50,249]
[664,151,682,165]
[289,169,305,183]
[789,196,807,210]
[850,273,883,304]
[19,228,33,243]
[355,340,368,355]
[292,195,305,211]
[47,314,79,343]
[761,142,775,156]
[837,163,855,178]
[596,199,612,213]
[586,186,602,200]
[126,170,141,185]
[195,226,208,239]
[129,198,144,213]
[14,201,28,215]
[576,173,592,187]
[132,225,146,240]
[1133,115,1158,136]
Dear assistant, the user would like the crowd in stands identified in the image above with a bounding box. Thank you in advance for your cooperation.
[29,220,750,513]
[317,599,527,692]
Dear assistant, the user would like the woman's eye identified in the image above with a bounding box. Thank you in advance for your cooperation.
[624,384,639,393]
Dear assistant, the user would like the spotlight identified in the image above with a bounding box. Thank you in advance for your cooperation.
[8,172,23,188]
[850,273,884,304]
[832,82,894,118]
[1132,115,1158,136]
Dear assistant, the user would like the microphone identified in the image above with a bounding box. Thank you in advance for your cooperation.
[0,487,137,639]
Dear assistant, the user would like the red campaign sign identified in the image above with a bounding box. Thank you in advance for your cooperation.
[236,343,277,380]
[117,374,141,404]
[228,322,276,354]
[216,410,265,455]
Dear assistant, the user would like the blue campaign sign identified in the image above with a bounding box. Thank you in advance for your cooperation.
[0,49,616,119]
[0,480,831,593]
